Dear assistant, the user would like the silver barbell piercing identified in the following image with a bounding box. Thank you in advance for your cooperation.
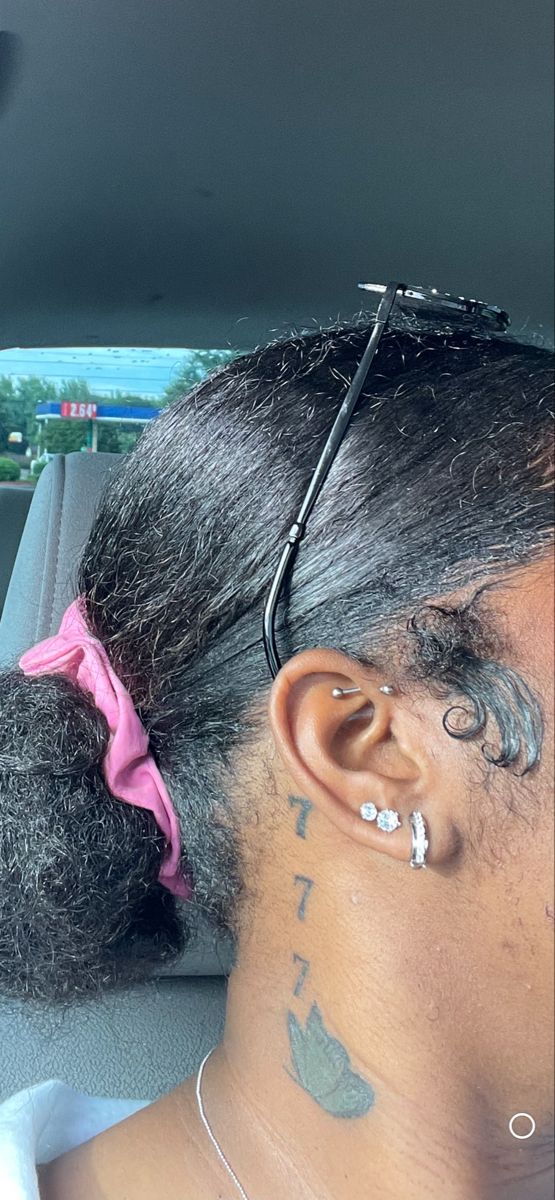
[332,684,396,697]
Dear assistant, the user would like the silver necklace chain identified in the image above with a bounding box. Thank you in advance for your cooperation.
[196,1047,252,1200]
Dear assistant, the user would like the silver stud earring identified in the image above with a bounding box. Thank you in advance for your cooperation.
[360,803,402,833]
[332,684,396,698]
[409,811,429,869]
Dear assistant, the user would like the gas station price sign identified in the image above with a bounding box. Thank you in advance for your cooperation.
[60,401,98,419]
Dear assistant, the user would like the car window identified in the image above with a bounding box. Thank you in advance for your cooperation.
[0,345,236,480]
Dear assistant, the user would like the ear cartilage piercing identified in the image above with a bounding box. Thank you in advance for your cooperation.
[332,684,396,698]
[409,811,429,869]
[359,803,402,833]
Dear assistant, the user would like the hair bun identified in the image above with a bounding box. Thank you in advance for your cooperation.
[0,667,185,1005]
[1,669,110,775]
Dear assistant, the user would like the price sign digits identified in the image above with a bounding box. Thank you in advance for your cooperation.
[60,401,97,420]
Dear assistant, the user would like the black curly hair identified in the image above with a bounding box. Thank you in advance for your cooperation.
[1,312,553,1008]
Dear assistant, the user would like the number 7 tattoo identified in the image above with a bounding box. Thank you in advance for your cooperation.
[292,953,310,997]
[294,874,314,921]
[289,795,313,839]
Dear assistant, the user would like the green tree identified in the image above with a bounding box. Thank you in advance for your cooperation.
[0,376,16,451]
[58,379,95,402]
[0,376,17,450]
[0,457,20,482]
[116,431,144,454]
[0,413,9,454]
[162,349,237,406]
[43,418,88,455]
[97,423,126,453]
[0,376,58,450]
[110,390,162,410]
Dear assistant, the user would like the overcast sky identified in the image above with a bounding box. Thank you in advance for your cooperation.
[0,346,197,398]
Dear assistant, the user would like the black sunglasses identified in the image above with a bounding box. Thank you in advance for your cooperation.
[262,279,511,680]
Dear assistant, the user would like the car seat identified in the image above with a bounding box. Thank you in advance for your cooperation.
[0,453,231,1102]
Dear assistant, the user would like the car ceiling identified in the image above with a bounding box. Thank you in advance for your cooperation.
[0,0,553,351]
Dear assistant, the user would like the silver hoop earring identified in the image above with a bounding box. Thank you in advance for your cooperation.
[409,811,429,869]
[360,803,402,833]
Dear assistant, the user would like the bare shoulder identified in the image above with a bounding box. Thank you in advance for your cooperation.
[37,1079,216,1200]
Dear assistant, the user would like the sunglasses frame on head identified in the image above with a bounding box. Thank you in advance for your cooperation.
[262,279,511,680]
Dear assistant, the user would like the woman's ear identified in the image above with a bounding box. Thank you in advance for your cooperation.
[268,647,461,868]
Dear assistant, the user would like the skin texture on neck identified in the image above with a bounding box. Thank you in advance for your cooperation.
[189,553,554,1200]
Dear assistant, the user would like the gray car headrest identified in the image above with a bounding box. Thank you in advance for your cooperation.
[0,452,233,977]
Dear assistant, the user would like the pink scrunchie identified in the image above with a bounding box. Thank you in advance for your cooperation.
[19,596,191,899]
